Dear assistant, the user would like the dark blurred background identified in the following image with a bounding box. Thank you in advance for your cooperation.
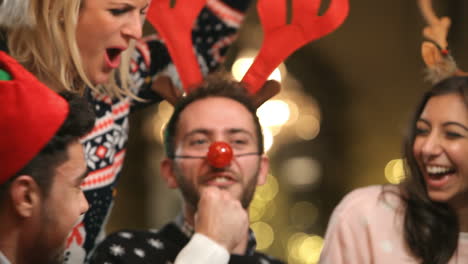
[107,1,468,263]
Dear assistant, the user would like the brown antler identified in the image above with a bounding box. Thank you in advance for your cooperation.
[418,0,450,50]
[241,0,349,94]
[418,0,467,83]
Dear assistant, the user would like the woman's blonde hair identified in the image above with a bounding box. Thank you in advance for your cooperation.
[8,0,133,98]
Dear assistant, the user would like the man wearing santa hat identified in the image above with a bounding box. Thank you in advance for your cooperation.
[0,51,95,264]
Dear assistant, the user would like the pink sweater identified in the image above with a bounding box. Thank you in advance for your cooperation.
[319,185,468,263]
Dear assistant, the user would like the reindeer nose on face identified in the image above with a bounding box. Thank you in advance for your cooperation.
[207,142,233,168]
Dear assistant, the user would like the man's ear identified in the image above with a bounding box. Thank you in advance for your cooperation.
[256,155,269,187]
[9,175,41,218]
[160,158,179,189]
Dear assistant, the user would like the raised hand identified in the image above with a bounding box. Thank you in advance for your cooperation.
[194,187,249,254]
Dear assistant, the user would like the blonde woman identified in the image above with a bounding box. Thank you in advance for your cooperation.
[4,0,254,262]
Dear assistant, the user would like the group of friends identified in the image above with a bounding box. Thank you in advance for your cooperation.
[0,0,467,263]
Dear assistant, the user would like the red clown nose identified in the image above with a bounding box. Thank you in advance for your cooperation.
[207,142,233,168]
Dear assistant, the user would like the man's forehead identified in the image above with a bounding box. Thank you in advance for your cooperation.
[55,142,87,180]
[176,97,256,136]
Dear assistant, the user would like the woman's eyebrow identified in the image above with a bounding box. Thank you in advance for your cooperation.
[443,121,468,131]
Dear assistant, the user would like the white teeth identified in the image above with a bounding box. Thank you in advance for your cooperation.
[426,166,453,174]
[213,177,229,183]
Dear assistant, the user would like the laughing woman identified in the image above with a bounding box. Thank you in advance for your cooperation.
[4,0,253,262]
[319,76,468,264]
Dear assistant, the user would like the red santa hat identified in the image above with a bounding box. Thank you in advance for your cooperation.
[0,51,69,184]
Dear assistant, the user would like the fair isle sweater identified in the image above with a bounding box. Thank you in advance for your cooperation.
[63,1,253,262]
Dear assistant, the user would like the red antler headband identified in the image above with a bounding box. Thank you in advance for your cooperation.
[0,51,69,184]
[146,0,206,93]
[147,0,349,95]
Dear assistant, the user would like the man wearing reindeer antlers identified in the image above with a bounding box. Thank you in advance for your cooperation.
[90,74,285,264]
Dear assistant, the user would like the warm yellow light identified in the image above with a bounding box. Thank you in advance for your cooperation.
[298,236,324,263]
[262,127,274,152]
[281,157,322,188]
[249,200,266,222]
[255,174,279,202]
[257,100,291,127]
[287,232,308,259]
[284,99,299,125]
[232,58,252,81]
[152,101,174,142]
[261,201,277,221]
[269,68,282,82]
[295,114,320,140]
[250,222,274,250]
[288,233,324,264]
[385,159,406,184]
[158,100,174,118]
[232,57,282,82]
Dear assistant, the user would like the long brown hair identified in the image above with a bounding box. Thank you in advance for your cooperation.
[401,76,468,263]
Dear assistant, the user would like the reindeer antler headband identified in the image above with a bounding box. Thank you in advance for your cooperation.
[146,0,349,97]
[418,0,468,83]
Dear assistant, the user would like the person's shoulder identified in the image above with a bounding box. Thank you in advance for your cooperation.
[94,229,165,253]
[105,229,162,241]
[89,229,169,264]
[331,185,401,221]
[338,185,384,208]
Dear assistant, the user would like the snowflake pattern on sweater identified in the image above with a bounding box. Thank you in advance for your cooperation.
[89,216,285,264]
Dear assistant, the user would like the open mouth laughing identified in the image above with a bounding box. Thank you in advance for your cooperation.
[425,165,456,188]
[105,47,124,69]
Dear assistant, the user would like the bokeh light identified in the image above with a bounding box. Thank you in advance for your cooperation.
[151,101,174,143]
[249,200,267,222]
[281,157,322,189]
[257,100,291,127]
[232,57,282,82]
[251,222,275,250]
[256,174,279,201]
[295,114,320,140]
[284,99,299,125]
[261,201,277,222]
[249,174,279,222]
[385,158,406,184]
[288,233,324,264]
[299,235,324,263]
[263,127,274,152]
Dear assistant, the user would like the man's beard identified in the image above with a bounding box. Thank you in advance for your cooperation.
[0,0,33,27]
[30,207,66,264]
[175,166,260,210]
[29,230,66,264]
